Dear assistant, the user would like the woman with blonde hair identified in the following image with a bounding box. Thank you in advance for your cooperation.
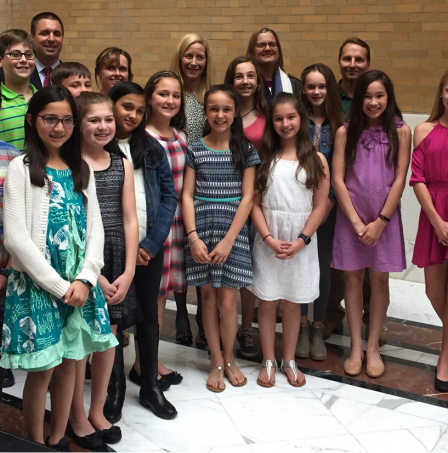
[95,47,133,95]
[246,27,300,106]
[170,33,214,343]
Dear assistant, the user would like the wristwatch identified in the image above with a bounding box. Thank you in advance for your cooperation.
[298,233,311,245]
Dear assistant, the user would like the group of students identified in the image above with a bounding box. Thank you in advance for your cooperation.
[1,15,448,452]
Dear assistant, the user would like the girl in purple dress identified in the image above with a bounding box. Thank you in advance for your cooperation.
[411,69,448,392]
[332,70,411,379]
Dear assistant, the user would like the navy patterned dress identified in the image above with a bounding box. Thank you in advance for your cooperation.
[185,139,260,288]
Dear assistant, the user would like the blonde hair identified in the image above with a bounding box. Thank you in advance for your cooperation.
[428,69,448,123]
[169,33,213,104]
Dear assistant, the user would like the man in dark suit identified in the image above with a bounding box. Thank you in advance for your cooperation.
[29,12,64,89]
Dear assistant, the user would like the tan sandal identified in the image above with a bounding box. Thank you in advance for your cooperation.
[281,359,306,387]
[257,359,277,388]
[225,362,247,387]
[206,365,226,393]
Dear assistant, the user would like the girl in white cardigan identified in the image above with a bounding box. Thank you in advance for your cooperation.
[0,86,117,450]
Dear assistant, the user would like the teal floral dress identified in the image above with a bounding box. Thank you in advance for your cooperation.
[0,168,117,372]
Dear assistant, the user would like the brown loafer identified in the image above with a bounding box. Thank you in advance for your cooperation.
[344,354,364,377]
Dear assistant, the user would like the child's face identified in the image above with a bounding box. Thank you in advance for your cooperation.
[0,42,35,82]
[114,93,146,139]
[272,102,301,141]
[80,102,115,148]
[205,91,236,134]
[149,77,181,122]
[62,75,92,98]
[233,62,258,100]
[303,71,327,109]
[362,80,388,124]
[32,100,74,154]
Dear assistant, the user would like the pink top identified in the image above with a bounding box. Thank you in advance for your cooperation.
[243,115,266,152]
[411,122,448,267]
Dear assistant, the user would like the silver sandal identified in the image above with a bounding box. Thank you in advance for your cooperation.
[257,359,278,387]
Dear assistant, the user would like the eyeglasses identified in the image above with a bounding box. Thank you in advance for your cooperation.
[3,51,35,60]
[255,42,277,49]
[37,115,77,128]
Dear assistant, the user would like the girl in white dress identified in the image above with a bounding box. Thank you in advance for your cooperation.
[251,92,329,387]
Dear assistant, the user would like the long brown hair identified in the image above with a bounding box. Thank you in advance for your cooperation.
[300,63,345,145]
[427,69,448,123]
[345,70,402,168]
[246,28,285,71]
[256,92,324,193]
[223,56,267,117]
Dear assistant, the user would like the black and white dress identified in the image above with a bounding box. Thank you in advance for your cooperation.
[184,93,206,144]
[94,153,140,330]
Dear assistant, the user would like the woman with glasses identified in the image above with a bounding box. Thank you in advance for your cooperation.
[246,28,301,106]
[169,34,214,343]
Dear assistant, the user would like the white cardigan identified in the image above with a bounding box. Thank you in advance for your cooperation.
[3,155,104,299]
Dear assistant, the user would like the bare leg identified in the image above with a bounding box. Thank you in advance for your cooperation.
[202,285,224,390]
[257,299,277,384]
[48,359,76,445]
[239,287,255,330]
[366,270,389,369]
[23,368,54,443]
[219,287,245,385]
[69,356,96,437]
[282,300,305,383]
[89,325,117,430]
[344,269,365,367]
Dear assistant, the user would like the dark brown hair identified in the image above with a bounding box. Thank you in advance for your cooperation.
[51,62,91,86]
[0,29,35,56]
[338,37,370,63]
[300,63,345,144]
[345,70,402,168]
[223,56,267,117]
[144,70,185,130]
[256,92,325,193]
[31,12,64,36]
[24,85,89,191]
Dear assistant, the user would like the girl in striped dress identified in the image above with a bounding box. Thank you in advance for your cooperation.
[145,71,187,383]
[183,85,260,392]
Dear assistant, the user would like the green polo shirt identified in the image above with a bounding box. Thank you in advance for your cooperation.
[0,83,37,152]
[338,81,352,117]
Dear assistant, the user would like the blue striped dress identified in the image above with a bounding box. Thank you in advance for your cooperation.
[185,139,260,288]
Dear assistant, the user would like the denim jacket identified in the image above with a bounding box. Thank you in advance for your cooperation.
[308,117,335,200]
[139,135,177,258]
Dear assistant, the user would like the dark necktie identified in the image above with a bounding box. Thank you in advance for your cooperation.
[43,67,53,87]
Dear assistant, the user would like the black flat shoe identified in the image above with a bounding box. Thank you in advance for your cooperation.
[66,424,104,450]
[176,331,193,346]
[89,418,122,445]
[45,436,71,452]
[435,368,448,392]
[160,370,183,385]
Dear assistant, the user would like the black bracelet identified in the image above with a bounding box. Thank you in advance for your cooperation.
[378,214,390,223]
[187,229,197,237]
[262,233,272,242]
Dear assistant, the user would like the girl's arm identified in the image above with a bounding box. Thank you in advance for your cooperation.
[107,158,139,305]
[411,122,448,244]
[182,164,210,263]
[3,158,70,299]
[251,192,291,255]
[279,153,330,259]
[75,166,105,286]
[209,166,256,264]
[332,126,365,234]
[360,124,411,246]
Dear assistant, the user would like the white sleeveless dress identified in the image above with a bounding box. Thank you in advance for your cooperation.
[250,159,319,303]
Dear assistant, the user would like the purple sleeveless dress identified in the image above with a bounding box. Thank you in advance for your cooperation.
[331,118,406,272]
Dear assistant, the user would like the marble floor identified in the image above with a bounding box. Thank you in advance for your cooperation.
[2,277,448,452]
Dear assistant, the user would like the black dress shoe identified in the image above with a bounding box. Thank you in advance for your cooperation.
[89,418,122,445]
[140,381,178,420]
[435,368,448,392]
[176,331,193,346]
[3,369,15,388]
[45,436,71,452]
[66,423,104,449]
[160,370,183,385]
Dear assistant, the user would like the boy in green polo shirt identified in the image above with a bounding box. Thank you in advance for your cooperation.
[0,29,37,152]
